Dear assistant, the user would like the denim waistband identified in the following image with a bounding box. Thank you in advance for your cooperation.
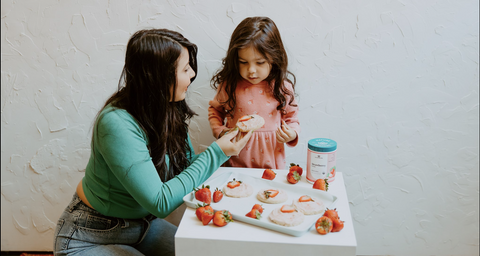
[66,192,157,223]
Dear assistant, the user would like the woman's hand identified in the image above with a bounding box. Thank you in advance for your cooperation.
[276,120,297,143]
[216,128,253,156]
[218,128,233,138]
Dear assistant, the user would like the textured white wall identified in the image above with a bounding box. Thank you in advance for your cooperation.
[1,0,478,255]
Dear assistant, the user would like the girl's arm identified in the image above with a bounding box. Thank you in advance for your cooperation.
[208,90,229,138]
[282,82,301,147]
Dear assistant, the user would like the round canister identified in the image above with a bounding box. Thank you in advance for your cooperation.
[306,138,337,183]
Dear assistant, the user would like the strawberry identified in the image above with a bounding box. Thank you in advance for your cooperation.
[289,163,303,176]
[315,216,333,235]
[195,203,213,221]
[264,189,279,198]
[213,210,233,227]
[245,209,262,219]
[252,204,264,214]
[213,187,223,203]
[299,195,313,202]
[323,208,339,220]
[238,115,252,122]
[312,179,329,191]
[287,171,301,184]
[331,217,345,232]
[262,169,276,180]
[201,208,214,225]
[227,178,241,189]
[194,184,211,204]
[280,205,296,213]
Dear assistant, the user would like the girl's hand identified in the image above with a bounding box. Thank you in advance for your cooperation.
[276,120,297,143]
[216,128,253,156]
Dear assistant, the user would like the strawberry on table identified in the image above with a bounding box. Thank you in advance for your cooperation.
[289,163,303,176]
[213,210,234,227]
[331,217,345,232]
[323,208,339,220]
[195,203,213,221]
[312,179,329,191]
[252,204,264,213]
[287,171,301,184]
[194,184,212,204]
[245,209,262,219]
[315,216,333,235]
[201,209,214,225]
[262,169,276,180]
[213,187,223,203]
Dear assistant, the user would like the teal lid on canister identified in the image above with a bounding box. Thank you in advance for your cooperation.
[308,138,337,152]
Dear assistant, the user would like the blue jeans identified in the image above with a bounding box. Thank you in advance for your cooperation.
[53,193,177,255]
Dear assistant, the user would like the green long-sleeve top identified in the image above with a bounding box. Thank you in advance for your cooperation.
[82,105,229,219]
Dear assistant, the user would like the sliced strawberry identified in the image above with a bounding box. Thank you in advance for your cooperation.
[238,115,252,122]
[227,178,241,188]
[280,205,296,213]
[264,189,279,198]
[299,195,313,202]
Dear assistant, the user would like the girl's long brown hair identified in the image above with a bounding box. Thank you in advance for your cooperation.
[211,16,296,117]
[95,29,198,182]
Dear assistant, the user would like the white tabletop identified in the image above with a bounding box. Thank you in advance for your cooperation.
[175,167,357,256]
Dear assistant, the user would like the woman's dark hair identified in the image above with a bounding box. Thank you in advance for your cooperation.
[96,28,198,182]
[211,16,296,117]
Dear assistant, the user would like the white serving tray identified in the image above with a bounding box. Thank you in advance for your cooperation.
[183,171,338,237]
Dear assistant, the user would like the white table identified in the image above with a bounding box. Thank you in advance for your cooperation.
[175,167,357,256]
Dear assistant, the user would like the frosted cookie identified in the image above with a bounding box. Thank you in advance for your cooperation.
[236,114,265,132]
[269,205,305,227]
[223,178,253,198]
[292,195,325,215]
[256,188,288,204]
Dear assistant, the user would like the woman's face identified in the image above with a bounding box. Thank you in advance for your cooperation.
[171,47,195,102]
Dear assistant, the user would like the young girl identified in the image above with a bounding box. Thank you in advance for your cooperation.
[208,16,300,170]
[53,29,251,256]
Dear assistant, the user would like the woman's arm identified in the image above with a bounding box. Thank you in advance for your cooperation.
[97,110,229,218]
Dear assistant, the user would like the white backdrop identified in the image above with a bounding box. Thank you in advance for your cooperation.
[1,0,478,255]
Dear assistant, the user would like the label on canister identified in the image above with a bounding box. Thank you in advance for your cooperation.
[306,138,337,183]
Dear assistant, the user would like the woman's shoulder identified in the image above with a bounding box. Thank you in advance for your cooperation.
[99,105,132,123]
[96,105,143,135]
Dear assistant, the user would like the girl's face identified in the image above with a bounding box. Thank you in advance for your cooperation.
[238,46,272,85]
[172,47,196,102]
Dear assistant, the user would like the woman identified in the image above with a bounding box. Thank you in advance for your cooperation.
[53,29,252,256]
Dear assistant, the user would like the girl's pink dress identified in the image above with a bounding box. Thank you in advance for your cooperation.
[208,78,300,170]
